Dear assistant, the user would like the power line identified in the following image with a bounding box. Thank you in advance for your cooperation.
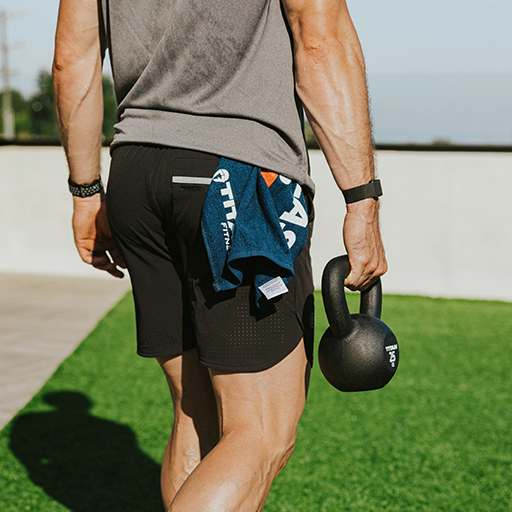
[1,10,25,139]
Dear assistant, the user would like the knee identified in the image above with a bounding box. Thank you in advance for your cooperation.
[272,438,296,473]
[257,426,298,473]
[223,420,298,471]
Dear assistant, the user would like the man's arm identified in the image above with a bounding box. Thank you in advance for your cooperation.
[282,0,386,290]
[53,0,125,278]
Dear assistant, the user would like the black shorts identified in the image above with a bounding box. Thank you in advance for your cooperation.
[106,144,314,372]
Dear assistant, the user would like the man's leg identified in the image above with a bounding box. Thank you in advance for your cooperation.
[168,340,310,512]
[157,349,220,509]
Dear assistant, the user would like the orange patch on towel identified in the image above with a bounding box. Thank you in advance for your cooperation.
[261,170,279,188]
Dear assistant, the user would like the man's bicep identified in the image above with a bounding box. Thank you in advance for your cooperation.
[54,0,103,68]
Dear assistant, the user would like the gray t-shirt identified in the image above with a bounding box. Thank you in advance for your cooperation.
[99,0,314,192]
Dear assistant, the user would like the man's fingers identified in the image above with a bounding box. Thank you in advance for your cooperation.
[108,247,127,269]
[77,245,94,264]
[102,237,127,269]
[345,273,377,292]
[91,253,125,279]
[344,256,387,291]
[106,266,125,279]
[344,270,370,291]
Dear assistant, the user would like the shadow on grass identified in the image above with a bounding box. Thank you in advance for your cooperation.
[9,391,162,511]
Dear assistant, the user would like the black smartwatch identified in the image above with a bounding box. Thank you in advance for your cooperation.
[68,177,104,198]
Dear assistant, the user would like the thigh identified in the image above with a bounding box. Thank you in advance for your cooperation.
[157,349,218,434]
[209,340,310,441]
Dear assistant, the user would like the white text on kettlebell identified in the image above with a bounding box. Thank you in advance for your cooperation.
[385,344,398,368]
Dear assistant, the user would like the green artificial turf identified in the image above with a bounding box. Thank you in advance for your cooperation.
[1,291,511,511]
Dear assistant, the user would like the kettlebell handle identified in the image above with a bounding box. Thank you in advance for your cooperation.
[321,255,382,338]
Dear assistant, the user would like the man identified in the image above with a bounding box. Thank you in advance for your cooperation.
[53,0,386,510]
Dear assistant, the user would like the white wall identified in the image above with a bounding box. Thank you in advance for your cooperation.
[2,146,511,301]
[0,146,112,279]
[310,150,512,301]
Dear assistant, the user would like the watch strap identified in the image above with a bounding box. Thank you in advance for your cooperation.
[342,179,382,204]
[68,177,104,197]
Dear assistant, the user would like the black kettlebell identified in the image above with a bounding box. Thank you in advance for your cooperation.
[318,255,399,392]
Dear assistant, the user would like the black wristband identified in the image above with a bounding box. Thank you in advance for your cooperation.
[342,179,382,204]
[68,177,104,197]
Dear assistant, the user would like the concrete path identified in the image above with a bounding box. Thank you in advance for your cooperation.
[0,273,131,431]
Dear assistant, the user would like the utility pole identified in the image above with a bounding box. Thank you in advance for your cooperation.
[1,11,17,140]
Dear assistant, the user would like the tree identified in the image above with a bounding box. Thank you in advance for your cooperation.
[3,70,118,140]
[0,89,31,138]
[12,90,32,137]
[29,70,59,138]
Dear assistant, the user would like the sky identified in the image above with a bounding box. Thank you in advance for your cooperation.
[350,0,512,75]
[1,0,512,144]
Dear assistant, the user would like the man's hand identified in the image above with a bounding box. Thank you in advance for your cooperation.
[343,198,387,291]
[72,194,126,278]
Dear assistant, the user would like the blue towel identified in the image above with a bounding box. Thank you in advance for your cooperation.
[201,158,308,311]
